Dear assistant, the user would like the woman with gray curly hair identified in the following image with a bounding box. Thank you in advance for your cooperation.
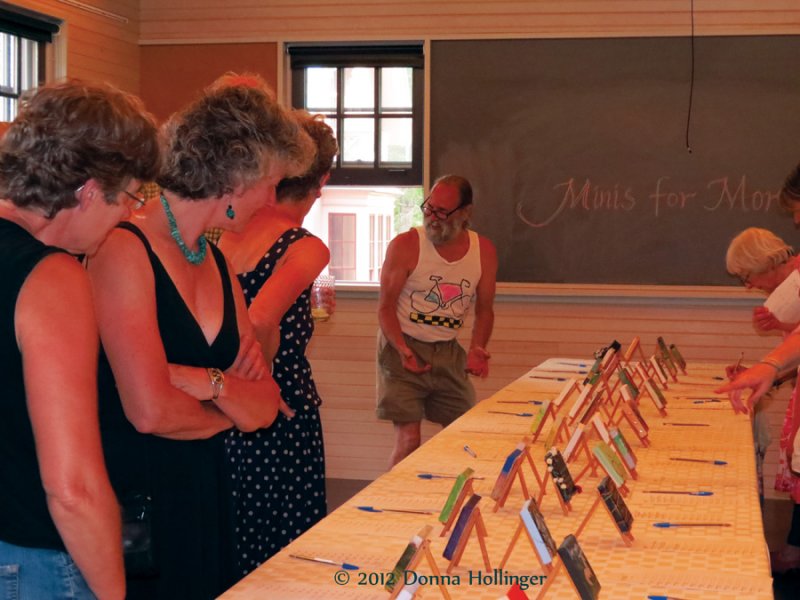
[89,74,314,599]
[0,80,159,600]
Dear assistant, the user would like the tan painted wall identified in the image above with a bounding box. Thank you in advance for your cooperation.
[311,286,792,500]
[10,0,141,92]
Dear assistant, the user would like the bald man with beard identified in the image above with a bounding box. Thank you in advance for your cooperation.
[377,175,498,467]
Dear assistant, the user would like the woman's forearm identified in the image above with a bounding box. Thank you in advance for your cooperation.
[47,478,125,600]
[168,363,278,432]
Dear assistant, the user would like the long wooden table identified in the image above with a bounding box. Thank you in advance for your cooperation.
[221,359,772,599]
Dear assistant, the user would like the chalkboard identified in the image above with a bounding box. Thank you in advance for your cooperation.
[430,37,800,285]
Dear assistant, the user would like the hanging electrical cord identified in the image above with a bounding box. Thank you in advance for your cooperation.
[685,0,695,153]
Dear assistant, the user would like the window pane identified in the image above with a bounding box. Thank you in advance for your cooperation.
[328,213,356,280]
[342,118,374,164]
[306,67,337,112]
[343,67,374,113]
[381,67,412,112]
[0,33,18,94]
[0,97,16,121]
[380,118,412,165]
[20,39,38,91]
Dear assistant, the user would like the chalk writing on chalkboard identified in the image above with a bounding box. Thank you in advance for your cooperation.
[517,175,780,228]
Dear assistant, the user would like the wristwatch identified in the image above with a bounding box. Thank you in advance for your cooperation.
[207,368,225,401]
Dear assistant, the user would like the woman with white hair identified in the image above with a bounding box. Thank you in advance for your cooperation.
[724,226,800,573]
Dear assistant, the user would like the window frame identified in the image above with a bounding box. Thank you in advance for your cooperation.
[0,33,45,114]
[289,43,424,187]
[328,212,357,281]
[0,5,59,121]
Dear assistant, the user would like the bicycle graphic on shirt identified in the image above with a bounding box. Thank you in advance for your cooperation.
[408,275,472,328]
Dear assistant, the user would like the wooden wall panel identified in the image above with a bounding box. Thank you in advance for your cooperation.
[11,0,141,92]
[311,289,791,501]
[140,1,800,43]
[139,43,278,123]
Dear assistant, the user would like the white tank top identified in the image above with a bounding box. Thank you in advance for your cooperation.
[396,226,482,342]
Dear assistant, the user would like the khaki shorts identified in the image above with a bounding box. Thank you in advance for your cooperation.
[376,331,476,426]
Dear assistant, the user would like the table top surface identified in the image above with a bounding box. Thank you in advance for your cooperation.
[221,359,772,599]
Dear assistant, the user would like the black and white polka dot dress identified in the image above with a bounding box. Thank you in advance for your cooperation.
[225,227,327,577]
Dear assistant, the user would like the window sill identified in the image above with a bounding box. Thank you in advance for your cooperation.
[335,281,761,306]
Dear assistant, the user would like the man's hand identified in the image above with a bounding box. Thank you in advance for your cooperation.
[400,347,431,375]
[466,346,491,378]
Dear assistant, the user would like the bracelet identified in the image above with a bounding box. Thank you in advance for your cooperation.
[758,358,781,371]
[207,368,225,401]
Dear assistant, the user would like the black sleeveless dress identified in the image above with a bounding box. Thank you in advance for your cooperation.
[225,227,327,576]
[98,222,239,599]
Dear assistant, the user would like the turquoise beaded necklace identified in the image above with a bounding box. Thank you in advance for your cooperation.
[160,194,207,265]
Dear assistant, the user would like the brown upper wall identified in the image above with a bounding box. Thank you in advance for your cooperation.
[139,43,278,123]
[139,0,800,42]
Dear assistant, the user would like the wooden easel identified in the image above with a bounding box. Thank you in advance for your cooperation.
[633,361,653,387]
[623,336,652,374]
[530,401,556,442]
[648,355,670,388]
[567,380,598,424]
[493,438,544,512]
[532,553,598,600]
[537,461,575,516]
[596,355,622,403]
[542,415,570,450]
[573,492,634,547]
[562,424,599,483]
[440,478,475,536]
[388,538,452,600]
[601,346,618,369]
[608,429,638,481]
[521,438,545,490]
[492,449,530,512]
[445,506,491,574]
[590,413,611,444]
[641,377,668,417]
[499,519,555,573]
[552,378,579,410]
[605,388,627,424]
[654,348,679,382]
[669,343,689,375]
[614,401,650,448]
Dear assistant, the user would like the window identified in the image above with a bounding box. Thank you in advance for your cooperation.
[328,213,356,280]
[369,214,392,282]
[289,44,424,282]
[0,7,59,121]
[289,44,423,186]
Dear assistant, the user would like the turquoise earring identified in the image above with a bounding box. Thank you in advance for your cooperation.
[226,204,235,219]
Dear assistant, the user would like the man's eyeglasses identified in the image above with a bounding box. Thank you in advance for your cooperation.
[737,272,751,286]
[121,189,147,210]
[420,198,464,221]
